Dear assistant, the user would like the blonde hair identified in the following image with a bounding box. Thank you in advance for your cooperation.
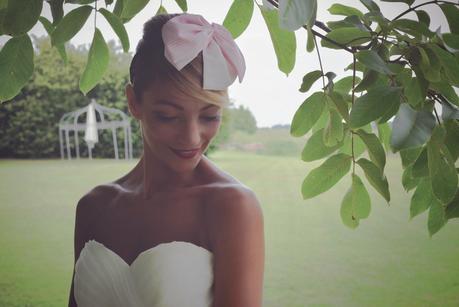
[130,13,230,108]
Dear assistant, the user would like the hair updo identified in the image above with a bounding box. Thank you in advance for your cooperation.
[129,13,230,107]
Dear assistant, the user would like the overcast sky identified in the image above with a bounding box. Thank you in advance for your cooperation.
[21,0,450,127]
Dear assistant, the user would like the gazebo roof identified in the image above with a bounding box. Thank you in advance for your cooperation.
[59,98,130,131]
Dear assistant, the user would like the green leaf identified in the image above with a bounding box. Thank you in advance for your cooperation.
[356,129,386,170]
[323,71,337,94]
[430,81,459,107]
[51,5,93,46]
[306,26,315,52]
[340,174,371,228]
[390,103,436,152]
[441,102,459,122]
[419,46,441,83]
[351,173,371,219]
[312,103,329,133]
[339,124,370,158]
[399,146,423,168]
[65,0,95,3]
[381,0,414,5]
[48,0,64,25]
[155,5,167,15]
[411,147,429,178]
[223,0,253,39]
[3,0,42,36]
[327,15,367,31]
[301,128,344,162]
[356,158,390,202]
[328,4,363,18]
[259,4,296,76]
[360,0,380,12]
[354,70,379,92]
[428,196,447,236]
[340,186,360,229]
[391,19,433,39]
[410,177,437,219]
[38,16,53,34]
[377,122,391,153]
[79,28,109,95]
[415,10,430,28]
[302,153,352,199]
[334,76,361,96]
[402,164,420,192]
[121,0,149,19]
[0,35,34,103]
[322,27,372,49]
[99,8,130,52]
[405,77,427,107]
[113,0,123,17]
[38,16,67,64]
[174,0,187,12]
[443,33,459,51]
[444,119,459,161]
[377,92,401,124]
[440,3,459,35]
[279,0,317,31]
[328,92,349,123]
[323,108,344,147]
[427,125,458,205]
[349,85,401,128]
[299,70,322,93]
[429,43,459,87]
[290,92,326,137]
[445,189,459,220]
[356,50,393,75]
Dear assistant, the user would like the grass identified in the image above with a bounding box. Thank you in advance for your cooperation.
[0,151,458,307]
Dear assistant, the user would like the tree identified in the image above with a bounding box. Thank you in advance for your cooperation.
[228,104,257,134]
[0,0,458,235]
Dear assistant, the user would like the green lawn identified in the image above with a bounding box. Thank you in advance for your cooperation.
[1,151,458,307]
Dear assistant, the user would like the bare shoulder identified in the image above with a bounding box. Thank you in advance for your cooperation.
[205,183,264,249]
[206,183,261,214]
[74,184,119,245]
[204,183,265,307]
[76,184,118,220]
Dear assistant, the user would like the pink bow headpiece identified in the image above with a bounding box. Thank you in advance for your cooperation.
[162,13,246,90]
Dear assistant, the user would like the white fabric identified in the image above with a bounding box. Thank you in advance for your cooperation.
[74,240,214,307]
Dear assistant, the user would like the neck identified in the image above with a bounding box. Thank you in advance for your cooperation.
[136,149,202,200]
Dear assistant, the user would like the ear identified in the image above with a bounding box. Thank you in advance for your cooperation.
[125,83,142,120]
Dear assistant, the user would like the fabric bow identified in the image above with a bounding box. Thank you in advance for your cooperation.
[162,13,246,90]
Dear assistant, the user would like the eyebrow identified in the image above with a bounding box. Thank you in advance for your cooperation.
[155,100,219,110]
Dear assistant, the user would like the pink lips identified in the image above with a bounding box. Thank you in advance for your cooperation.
[170,147,200,159]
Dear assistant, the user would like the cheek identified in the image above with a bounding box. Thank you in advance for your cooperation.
[204,121,221,138]
[142,120,175,143]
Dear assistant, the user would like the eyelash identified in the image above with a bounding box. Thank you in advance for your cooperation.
[154,114,221,122]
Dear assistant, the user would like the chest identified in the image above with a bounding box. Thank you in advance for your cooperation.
[91,190,211,265]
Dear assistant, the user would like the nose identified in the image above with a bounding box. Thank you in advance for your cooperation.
[177,116,201,148]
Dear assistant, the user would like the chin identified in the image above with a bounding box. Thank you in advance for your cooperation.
[169,152,203,171]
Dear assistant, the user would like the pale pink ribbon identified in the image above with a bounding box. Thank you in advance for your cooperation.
[161,13,246,90]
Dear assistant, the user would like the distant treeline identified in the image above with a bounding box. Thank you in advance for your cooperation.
[0,36,257,159]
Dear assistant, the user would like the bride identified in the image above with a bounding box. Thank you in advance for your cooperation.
[67,12,265,307]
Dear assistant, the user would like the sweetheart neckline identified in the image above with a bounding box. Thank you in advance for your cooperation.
[80,239,213,267]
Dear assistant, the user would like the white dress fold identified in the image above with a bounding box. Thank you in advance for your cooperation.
[74,240,214,307]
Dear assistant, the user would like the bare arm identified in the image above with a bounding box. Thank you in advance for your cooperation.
[68,193,97,307]
[207,186,265,307]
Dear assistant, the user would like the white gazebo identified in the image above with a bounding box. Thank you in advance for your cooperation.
[58,99,133,160]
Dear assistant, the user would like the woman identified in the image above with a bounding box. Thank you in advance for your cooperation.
[68,12,265,307]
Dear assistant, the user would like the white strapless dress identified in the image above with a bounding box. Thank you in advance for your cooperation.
[74,240,214,307]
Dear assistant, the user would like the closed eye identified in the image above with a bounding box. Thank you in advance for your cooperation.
[202,115,221,122]
[154,113,177,121]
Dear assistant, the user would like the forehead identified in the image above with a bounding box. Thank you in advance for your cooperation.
[142,82,222,111]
